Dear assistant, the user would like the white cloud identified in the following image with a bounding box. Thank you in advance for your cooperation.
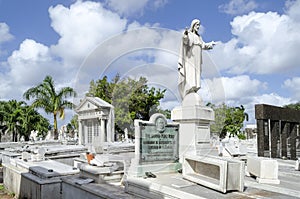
[203,75,265,103]
[0,22,13,56]
[219,0,257,15]
[285,0,300,22]
[72,28,182,101]
[283,77,300,99]
[49,1,127,66]
[105,0,148,16]
[242,93,294,123]
[104,0,167,17]
[0,23,13,44]
[0,39,64,100]
[8,39,54,85]
[191,75,292,123]
[211,3,300,75]
[252,93,293,106]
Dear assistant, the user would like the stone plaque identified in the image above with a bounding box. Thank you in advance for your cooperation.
[137,114,179,164]
[196,125,210,143]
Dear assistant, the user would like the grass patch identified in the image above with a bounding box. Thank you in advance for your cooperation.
[0,184,4,191]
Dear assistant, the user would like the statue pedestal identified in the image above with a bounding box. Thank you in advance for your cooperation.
[171,93,215,162]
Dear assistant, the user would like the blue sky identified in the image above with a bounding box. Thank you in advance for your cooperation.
[0,0,300,127]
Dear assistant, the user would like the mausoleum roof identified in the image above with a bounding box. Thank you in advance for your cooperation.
[75,97,113,112]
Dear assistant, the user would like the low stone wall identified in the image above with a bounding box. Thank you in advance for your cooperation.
[2,162,27,198]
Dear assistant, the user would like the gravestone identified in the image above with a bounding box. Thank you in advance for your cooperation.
[128,113,181,177]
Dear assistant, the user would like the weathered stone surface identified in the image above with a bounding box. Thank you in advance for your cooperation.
[255,104,300,160]
[255,104,300,122]
[128,114,181,177]
[182,155,244,193]
[247,156,280,184]
[62,175,133,199]
[135,114,179,164]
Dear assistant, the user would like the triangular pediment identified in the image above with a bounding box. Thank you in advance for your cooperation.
[75,97,113,113]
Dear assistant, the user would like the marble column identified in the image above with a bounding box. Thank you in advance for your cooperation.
[100,119,106,143]
[78,120,83,145]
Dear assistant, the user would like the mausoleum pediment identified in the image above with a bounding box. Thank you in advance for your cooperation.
[75,97,113,113]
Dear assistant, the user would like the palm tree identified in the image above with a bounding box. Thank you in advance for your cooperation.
[23,75,77,139]
[0,101,8,142]
[1,100,26,142]
[19,105,50,141]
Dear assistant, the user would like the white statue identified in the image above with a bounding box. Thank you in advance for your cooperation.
[178,19,216,100]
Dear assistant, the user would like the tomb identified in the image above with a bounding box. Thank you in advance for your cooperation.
[75,97,115,153]
[3,158,79,198]
[247,156,280,184]
[182,155,244,193]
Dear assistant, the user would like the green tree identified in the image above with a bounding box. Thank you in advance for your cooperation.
[0,100,26,142]
[19,105,50,141]
[207,103,227,134]
[66,114,78,137]
[0,101,8,141]
[87,75,120,103]
[23,75,77,139]
[222,105,248,138]
[87,75,167,136]
[283,102,300,110]
[208,103,248,138]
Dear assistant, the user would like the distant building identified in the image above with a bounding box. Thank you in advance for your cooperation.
[245,124,257,139]
[75,97,115,150]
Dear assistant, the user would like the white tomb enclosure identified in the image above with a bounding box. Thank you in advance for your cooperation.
[247,156,280,184]
[75,97,115,152]
[182,154,245,193]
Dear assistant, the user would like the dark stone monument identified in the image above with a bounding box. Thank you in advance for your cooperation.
[255,104,300,160]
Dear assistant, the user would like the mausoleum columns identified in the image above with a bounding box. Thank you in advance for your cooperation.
[100,118,106,143]
[75,97,115,149]
[78,120,83,145]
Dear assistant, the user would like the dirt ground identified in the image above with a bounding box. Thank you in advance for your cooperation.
[0,184,14,199]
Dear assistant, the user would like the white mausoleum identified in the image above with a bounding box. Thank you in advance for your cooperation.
[75,97,115,147]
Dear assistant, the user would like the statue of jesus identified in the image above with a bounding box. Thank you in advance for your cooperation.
[178,19,216,100]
